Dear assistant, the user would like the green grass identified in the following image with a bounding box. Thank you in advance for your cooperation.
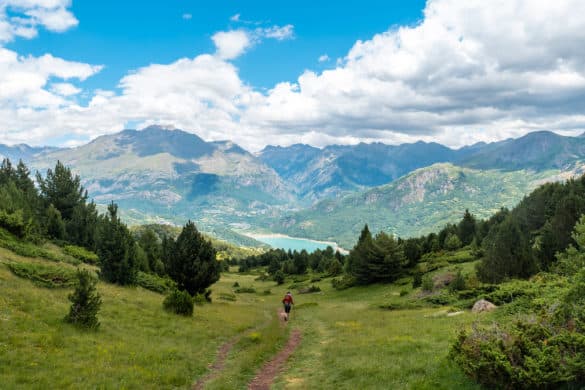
[0,233,493,389]
[0,248,267,389]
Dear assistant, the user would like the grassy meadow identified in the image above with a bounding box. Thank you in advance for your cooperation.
[0,240,491,389]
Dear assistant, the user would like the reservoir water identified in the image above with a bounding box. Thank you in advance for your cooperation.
[250,234,345,253]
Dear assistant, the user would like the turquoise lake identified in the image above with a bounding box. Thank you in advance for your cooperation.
[252,235,337,253]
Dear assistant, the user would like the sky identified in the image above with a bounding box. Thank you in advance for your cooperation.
[1,0,585,151]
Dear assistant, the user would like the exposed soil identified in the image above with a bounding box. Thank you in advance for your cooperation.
[247,329,302,390]
[192,336,239,390]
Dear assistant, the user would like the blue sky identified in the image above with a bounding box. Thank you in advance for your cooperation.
[7,0,426,91]
[1,0,585,151]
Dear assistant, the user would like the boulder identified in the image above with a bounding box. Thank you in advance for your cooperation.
[472,299,497,313]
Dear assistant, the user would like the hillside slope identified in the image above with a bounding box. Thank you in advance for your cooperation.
[271,163,583,247]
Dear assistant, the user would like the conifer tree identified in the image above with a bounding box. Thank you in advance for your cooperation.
[97,202,137,285]
[167,221,219,296]
[458,209,476,246]
[65,269,102,329]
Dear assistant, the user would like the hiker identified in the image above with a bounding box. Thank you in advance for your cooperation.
[282,291,294,321]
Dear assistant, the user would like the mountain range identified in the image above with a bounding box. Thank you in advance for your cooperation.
[3,126,585,248]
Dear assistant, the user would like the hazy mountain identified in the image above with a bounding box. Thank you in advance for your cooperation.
[458,131,585,170]
[0,144,59,163]
[258,141,456,201]
[269,163,585,248]
[31,125,294,243]
[7,127,585,248]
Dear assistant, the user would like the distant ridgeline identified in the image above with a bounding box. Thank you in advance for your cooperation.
[3,127,585,248]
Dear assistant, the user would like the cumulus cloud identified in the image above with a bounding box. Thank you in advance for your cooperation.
[318,54,329,63]
[0,0,78,42]
[212,29,251,60]
[211,23,294,60]
[182,13,192,20]
[240,0,585,148]
[4,0,585,152]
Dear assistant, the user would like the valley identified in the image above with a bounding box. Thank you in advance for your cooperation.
[3,127,585,248]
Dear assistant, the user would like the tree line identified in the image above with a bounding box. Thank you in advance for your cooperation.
[0,158,220,318]
[236,175,585,287]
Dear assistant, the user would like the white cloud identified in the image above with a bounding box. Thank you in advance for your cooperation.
[4,0,585,152]
[259,24,294,40]
[0,0,78,42]
[318,54,329,63]
[182,13,192,20]
[240,0,585,148]
[211,23,295,60]
[50,82,80,96]
[230,13,240,22]
[212,30,251,60]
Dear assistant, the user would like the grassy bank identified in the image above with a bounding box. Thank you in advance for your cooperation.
[1,241,490,389]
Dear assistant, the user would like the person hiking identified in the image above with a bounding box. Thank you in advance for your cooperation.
[282,291,294,321]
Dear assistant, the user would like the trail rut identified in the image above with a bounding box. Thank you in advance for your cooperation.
[247,329,302,390]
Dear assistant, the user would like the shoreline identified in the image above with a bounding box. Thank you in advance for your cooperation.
[242,232,348,254]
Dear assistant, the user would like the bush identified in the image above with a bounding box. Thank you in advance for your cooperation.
[7,262,77,288]
[0,209,27,237]
[163,289,194,316]
[64,269,102,329]
[136,271,176,294]
[298,285,321,294]
[412,270,423,288]
[63,245,99,265]
[235,287,256,294]
[232,281,240,288]
[399,289,409,297]
[0,228,62,262]
[331,275,356,290]
[450,270,585,389]
[448,270,466,292]
[421,274,434,292]
[218,292,236,301]
[273,270,285,285]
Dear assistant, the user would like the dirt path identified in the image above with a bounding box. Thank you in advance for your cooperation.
[192,336,239,390]
[247,329,302,390]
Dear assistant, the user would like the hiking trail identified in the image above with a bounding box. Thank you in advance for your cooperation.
[247,328,302,390]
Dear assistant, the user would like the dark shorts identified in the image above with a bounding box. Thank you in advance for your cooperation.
[284,303,291,313]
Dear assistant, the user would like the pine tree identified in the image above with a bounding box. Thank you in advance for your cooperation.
[458,209,477,246]
[64,269,102,329]
[477,217,535,283]
[138,228,164,275]
[97,202,137,285]
[346,224,377,284]
[37,161,86,221]
[369,232,405,282]
[167,221,220,296]
[46,204,66,239]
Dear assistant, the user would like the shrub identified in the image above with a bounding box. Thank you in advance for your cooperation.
[421,274,434,292]
[218,292,236,301]
[232,281,240,288]
[64,269,102,329]
[63,245,99,265]
[7,262,77,288]
[235,287,256,293]
[163,289,194,316]
[412,270,423,288]
[331,275,356,290]
[299,285,321,294]
[399,289,409,297]
[274,270,285,285]
[136,271,176,294]
[448,270,466,292]
[450,269,585,389]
